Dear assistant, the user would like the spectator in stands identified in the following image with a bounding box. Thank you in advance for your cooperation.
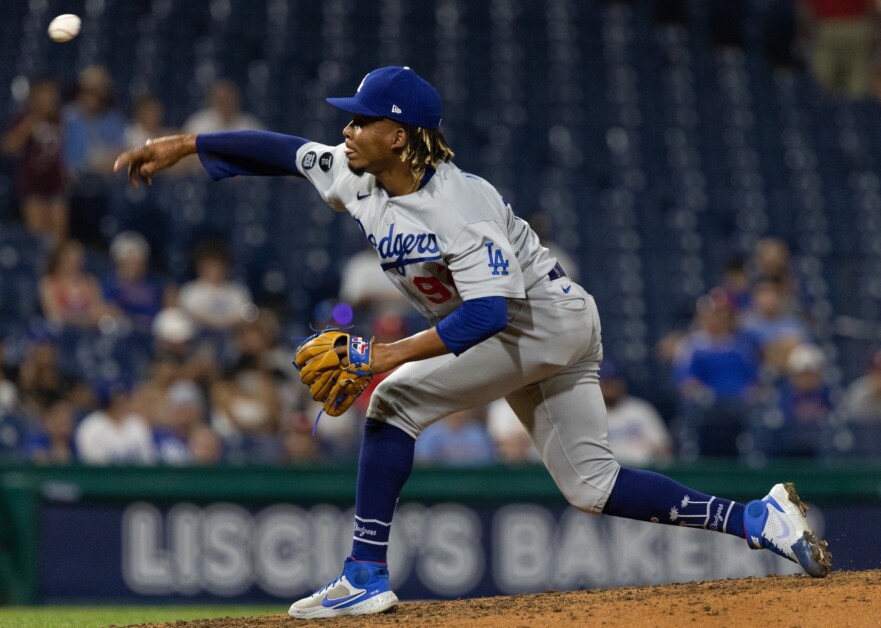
[414,408,496,467]
[102,231,173,332]
[225,309,281,373]
[600,360,673,466]
[62,66,126,176]
[741,279,811,375]
[22,397,76,463]
[75,380,155,465]
[1,79,68,245]
[183,79,264,135]
[210,332,281,459]
[178,242,253,331]
[15,331,92,417]
[152,309,218,390]
[485,399,540,464]
[125,94,175,149]
[131,355,180,429]
[39,240,112,329]
[720,257,752,312]
[674,289,762,457]
[63,66,127,244]
[189,424,224,464]
[133,308,217,425]
[749,237,807,314]
[765,343,833,457]
[676,290,762,401]
[153,379,215,464]
[799,0,875,99]
[280,409,327,464]
[836,348,881,422]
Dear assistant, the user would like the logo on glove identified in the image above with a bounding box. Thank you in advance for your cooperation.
[351,337,369,358]
[348,336,372,373]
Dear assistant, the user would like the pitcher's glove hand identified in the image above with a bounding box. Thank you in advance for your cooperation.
[293,329,374,417]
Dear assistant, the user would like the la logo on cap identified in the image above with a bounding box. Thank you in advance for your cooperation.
[391,105,402,113]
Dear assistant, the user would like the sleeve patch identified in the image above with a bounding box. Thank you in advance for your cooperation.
[319,152,333,171]
[485,242,510,276]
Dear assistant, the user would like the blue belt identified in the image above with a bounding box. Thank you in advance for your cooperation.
[548,262,567,281]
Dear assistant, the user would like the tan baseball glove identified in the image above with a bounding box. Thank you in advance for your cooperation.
[294,329,374,417]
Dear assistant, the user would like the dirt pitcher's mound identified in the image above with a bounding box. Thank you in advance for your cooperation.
[137,570,881,628]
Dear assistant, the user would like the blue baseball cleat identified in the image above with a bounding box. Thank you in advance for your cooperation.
[288,557,399,619]
[743,482,831,578]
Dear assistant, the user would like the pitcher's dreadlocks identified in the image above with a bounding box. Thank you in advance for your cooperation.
[399,122,454,179]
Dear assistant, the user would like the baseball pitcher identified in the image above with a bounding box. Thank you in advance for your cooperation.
[115,66,830,619]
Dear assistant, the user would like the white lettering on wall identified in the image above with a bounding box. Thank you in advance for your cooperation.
[201,503,253,596]
[120,502,811,598]
[492,505,554,594]
[415,504,484,597]
[254,505,310,596]
[169,503,200,595]
[122,502,172,594]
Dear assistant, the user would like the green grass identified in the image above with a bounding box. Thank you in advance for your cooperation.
[0,605,279,628]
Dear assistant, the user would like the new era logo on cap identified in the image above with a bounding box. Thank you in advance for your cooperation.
[326,66,443,129]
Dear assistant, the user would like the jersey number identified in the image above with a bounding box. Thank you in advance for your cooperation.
[413,276,453,304]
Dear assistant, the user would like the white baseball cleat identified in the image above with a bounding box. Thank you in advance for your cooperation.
[743,482,831,578]
[288,557,399,619]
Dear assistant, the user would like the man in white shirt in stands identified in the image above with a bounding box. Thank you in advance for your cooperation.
[75,380,155,465]
[600,360,673,467]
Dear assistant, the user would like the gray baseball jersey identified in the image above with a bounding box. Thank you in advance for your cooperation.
[296,141,621,514]
[296,142,556,320]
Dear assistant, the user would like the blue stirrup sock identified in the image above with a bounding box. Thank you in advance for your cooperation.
[350,419,416,563]
[603,468,746,539]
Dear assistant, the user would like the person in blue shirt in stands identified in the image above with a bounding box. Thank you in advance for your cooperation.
[62,66,126,177]
[414,408,496,467]
[768,344,831,458]
[21,396,77,464]
[674,288,761,457]
[102,231,172,332]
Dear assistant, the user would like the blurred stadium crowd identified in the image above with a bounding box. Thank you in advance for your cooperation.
[1,0,881,467]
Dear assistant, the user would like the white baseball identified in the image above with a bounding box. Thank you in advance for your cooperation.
[48,14,81,43]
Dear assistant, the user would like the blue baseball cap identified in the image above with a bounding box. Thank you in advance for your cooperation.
[327,66,443,129]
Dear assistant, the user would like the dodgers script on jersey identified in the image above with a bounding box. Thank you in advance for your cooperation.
[295,142,559,322]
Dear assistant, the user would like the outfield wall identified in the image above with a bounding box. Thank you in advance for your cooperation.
[1,462,879,604]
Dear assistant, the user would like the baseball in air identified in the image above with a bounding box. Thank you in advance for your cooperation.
[48,14,81,42]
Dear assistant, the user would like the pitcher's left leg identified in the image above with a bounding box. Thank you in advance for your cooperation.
[604,471,831,577]
[506,355,831,577]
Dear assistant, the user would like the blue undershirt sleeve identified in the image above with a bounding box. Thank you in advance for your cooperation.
[435,296,508,356]
[196,131,310,180]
